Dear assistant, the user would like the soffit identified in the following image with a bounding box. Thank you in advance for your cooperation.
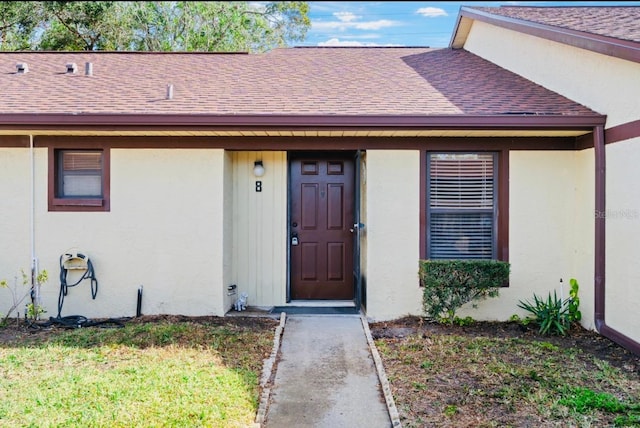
[0,129,590,137]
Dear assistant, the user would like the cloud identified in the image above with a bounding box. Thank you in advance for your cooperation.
[354,20,398,30]
[318,38,368,46]
[317,38,403,47]
[416,7,448,18]
[313,19,399,31]
[334,11,360,22]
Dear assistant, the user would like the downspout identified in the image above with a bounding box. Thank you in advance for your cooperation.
[594,125,605,330]
[593,125,640,355]
[29,135,40,314]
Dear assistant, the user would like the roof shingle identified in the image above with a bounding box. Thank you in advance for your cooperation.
[470,6,640,44]
[0,48,598,117]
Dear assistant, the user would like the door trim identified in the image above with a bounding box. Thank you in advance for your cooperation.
[353,149,363,310]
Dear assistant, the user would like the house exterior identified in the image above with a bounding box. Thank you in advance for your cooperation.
[0,6,638,354]
[450,5,640,355]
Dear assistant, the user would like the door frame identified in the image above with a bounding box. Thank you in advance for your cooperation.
[286,151,362,308]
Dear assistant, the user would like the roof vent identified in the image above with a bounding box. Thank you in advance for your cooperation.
[16,63,29,74]
[66,63,78,74]
[166,84,174,100]
[85,62,93,76]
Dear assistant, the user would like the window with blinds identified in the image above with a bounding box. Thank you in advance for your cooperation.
[427,153,497,260]
[57,150,103,198]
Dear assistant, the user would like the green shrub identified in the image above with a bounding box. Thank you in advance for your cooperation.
[518,291,569,335]
[1,269,48,324]
[568,278,582,323]
[419,260,510,323]
[517,278,582,336]
[453,316,475,326]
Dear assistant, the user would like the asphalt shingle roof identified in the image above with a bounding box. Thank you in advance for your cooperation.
[0,48,598,117]
[471,6,640,44]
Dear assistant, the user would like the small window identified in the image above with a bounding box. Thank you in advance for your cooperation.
[58,151,103,197]
[49,148,110,211]
[427,152,496,260]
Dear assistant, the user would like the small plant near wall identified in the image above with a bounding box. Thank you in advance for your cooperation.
[1,268,48,325]
[419,260,510,324]
[567,278,582,323]
[517,278,581,336]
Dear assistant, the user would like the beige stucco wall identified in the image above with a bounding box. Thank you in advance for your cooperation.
[0,148,33,317]
[222,151,234,312]
[359,153,369,310]
[230,151,287,308]
[605,137,640,340]
[0,145,607,330]
[464,20,640,128]
[464,20,640,343]
[364,150,422,321]
[458,151,594,324]
[362,149,595,323]
[572,148,596,329]
[1,148,229,319]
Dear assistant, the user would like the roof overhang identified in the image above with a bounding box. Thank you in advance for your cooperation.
[0,113,606,138]
[450,7,640,64]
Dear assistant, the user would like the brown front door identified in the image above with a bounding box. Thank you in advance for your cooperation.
[290,155,355,300]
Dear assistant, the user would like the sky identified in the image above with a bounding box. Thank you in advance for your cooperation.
[302,1,640,48]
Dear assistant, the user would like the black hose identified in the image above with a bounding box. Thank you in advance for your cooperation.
[46,253,121,329]
[31,316,129,329]
[136,286,143,317]
[29,253,130,330]
[57,254,98,319]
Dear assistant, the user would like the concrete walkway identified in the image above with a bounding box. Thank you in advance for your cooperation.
[262,315,396,428]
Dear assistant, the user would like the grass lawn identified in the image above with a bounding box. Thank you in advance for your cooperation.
[0,316,278,428]
[4,314,638,427]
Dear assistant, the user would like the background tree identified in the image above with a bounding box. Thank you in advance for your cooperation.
[0,2,45,50]
[127,1,310,52]
[0,1,310,52]
[39,1,129,51]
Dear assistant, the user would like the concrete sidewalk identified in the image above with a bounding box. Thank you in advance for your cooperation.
[262,315,397,428]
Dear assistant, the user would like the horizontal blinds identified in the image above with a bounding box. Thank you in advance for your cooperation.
[429,154,494,209]
[63,151,102,171]
[61,151,103,197]
[429,153,495,260]
[430,212,493,259]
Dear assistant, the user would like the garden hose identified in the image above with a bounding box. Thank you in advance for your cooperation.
[25,253,127,330]
[56,253,98,319]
